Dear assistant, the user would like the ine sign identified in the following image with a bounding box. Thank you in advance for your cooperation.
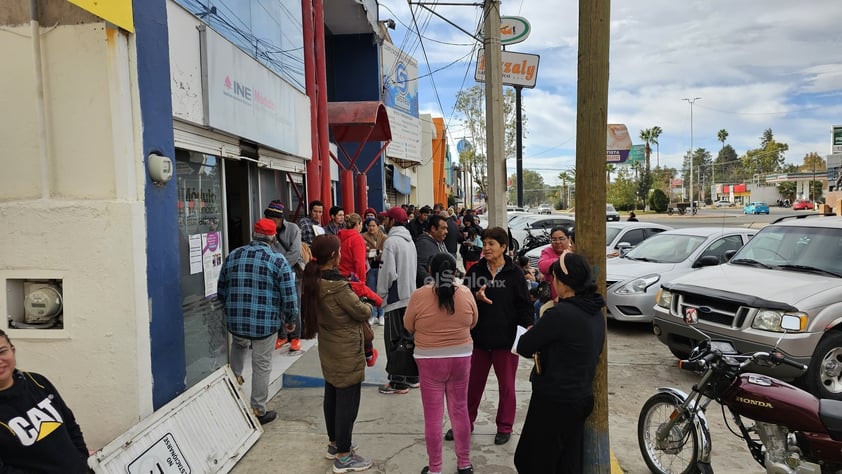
[475,49,540,88]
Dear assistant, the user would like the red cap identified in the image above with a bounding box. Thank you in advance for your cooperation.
[384,206,408,224]
[254,218,277,236]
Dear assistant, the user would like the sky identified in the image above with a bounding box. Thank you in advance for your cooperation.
[378,0,842,186]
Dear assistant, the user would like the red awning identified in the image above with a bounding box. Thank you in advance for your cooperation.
[327,101,392,143]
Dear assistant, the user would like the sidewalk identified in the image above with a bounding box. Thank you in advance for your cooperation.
[231,323,623,473]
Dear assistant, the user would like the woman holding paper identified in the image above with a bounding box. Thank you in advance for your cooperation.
[444,227,533,446]
[514,251,606,474]
[404,253,478,474]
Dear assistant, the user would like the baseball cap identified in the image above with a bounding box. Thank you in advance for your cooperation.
[384,206,408,224]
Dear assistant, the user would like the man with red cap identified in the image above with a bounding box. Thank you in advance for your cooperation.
[217,218,299,424]
[376,206,418,394]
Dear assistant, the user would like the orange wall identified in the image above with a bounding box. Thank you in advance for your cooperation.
[432,117,447,206]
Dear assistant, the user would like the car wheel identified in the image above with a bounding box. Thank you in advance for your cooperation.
[805,331,842,400]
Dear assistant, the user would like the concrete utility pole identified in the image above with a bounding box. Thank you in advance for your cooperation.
[577,0,611,471]
[483,0,505,228]
[683,97,701,212]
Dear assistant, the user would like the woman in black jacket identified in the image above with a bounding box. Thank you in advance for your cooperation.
[0,330,90,473]
[446,227,533,446]
[514,252,606,474]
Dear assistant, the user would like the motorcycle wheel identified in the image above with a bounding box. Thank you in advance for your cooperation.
[638,393,701,474]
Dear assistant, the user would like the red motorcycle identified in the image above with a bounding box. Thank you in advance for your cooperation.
[637,310,842,474]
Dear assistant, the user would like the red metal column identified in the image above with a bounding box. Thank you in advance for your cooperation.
[340,169,355,213]
[314,0,331,224]
[301,0,320,204]
[355,173,368,214]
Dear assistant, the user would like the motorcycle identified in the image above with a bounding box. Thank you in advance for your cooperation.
[515,226,551,258]
[637,309,842,474]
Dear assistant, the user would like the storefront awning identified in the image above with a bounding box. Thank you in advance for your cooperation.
[327,101,392,174]
[328,101,392,143]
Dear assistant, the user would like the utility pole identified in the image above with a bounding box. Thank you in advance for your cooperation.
[515,85,524,208]
[683,97,701,212]
[483,0,505,228]
[577,0,610,471]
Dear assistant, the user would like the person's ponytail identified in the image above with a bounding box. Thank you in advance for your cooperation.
[429,253,457,314]
[300,235,341,339]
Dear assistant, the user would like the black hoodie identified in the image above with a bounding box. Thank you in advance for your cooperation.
[516,293,606,402]
[463,255,534,350]
[0,370,88,473]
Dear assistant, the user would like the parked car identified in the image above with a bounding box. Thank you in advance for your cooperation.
[537,203,552,215]
[743,201,770,214]
[525,221,673,269]
[605,227,754,323]
[793,199,815,211]
[652,215,842,399]
[606,204,620,221]
[714,200,734,208]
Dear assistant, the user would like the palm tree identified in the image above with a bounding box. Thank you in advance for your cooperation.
[639,128,654,171]
[606,164,615,185]
[652,126,663,167]
[716,129,728,189]
[558,169,575,208]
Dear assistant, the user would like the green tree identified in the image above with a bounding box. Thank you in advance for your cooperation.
[558,169,575,208]
[682,148,713,201]
[639,127,662,171]
[507,169,546,206]
[607,167,637,210]
[454,85,525,198]
[606,163,615,184]
[649,188,669,213]
[742,128,788,182]
[714,144,740,183]
[651,126,663,168]
[776,163,799,202]
[800,152,826,202]
[636,168,653,209]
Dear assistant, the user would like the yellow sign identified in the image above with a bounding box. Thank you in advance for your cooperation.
[68,0,134,32]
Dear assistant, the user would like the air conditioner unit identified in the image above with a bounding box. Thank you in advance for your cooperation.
[23,281,62,324]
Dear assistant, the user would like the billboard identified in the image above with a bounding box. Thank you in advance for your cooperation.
[606,124,633,163]
[833,125,842,153]
[382,42,421,162]
[475,49,540,88]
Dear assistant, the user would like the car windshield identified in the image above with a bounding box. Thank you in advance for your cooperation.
[508,215,535,229]
[606,204,616,213]
[624,233,706,263]
[731,225,842,276]
[606,227,622,246]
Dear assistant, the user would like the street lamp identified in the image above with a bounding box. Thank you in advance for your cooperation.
[683,97,701,212]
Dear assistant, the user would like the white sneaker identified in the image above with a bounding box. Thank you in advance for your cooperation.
[377,317,385,326]
[368,316,377,326]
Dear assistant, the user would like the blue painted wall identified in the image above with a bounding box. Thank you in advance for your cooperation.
[325,34,386,211]
[134,0,186,408]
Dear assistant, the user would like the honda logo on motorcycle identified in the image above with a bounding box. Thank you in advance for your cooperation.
[736,396,773,408]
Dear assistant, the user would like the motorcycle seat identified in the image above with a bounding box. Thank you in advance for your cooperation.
[819,399,842,440]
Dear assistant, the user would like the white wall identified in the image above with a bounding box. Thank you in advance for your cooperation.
[0,23,151,448]
[414,113,435,206]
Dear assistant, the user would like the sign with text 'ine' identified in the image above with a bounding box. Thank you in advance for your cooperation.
[475,49,540,88]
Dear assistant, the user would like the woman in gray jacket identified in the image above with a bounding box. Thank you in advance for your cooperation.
[301,235,374,473]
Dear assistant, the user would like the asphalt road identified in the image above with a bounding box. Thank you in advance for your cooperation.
[607,320,765,473]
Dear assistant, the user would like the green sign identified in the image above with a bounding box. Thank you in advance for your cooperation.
[834,125,842,153]
[627,144,645,164]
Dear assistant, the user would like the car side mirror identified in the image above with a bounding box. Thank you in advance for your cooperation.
[617,242,632,256]
[724,250,737,261]
[693,255,720,268]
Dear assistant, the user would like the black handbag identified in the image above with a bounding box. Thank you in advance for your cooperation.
[385,310,418,378]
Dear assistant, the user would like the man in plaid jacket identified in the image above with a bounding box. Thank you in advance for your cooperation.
[217,218,298,425]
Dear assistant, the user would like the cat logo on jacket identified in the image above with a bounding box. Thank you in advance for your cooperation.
[3,395,64,446]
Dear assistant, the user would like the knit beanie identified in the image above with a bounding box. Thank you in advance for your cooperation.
[264,200,285,219]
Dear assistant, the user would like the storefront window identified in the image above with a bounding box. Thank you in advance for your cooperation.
[175,149,228,387]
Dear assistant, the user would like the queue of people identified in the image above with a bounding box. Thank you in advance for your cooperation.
[215,200,604,474]
[10,197,602,473]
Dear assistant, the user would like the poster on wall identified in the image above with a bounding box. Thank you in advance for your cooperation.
[381,41,421,163]
[202,232,223,297]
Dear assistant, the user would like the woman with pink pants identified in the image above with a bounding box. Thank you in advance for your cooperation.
[404,253,478,474]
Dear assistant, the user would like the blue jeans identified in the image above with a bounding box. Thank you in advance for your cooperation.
[366,268,384,320]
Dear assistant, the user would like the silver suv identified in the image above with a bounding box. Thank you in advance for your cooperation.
[652,215,842,399]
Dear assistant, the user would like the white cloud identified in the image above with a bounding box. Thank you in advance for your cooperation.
[381,0,842,180]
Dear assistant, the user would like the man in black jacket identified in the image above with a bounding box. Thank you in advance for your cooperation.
[407,205,431,240]
[441,210,460,259]
[414,214,449,287]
